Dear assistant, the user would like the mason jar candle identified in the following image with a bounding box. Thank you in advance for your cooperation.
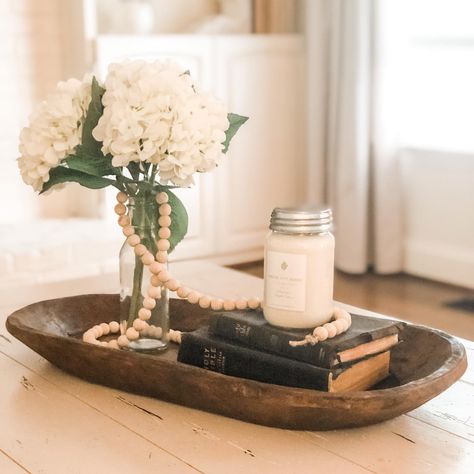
[263,207,335,328]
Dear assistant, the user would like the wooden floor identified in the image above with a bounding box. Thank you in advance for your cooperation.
[231,262,474,340]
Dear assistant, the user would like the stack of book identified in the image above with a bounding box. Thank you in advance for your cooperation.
[177,311,405,392]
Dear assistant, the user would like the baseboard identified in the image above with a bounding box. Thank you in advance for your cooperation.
[404,239,474,289]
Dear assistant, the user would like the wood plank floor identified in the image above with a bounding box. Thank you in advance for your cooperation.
[230,262,474,340]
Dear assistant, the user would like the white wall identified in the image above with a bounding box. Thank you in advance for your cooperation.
[0,0,64,223]
[401,148,474,288]
[95,0,218,34]
[0,0,106,223]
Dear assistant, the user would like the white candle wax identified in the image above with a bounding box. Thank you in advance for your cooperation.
[263,208,335,329]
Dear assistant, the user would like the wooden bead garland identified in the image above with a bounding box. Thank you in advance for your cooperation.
[82,191,352,349]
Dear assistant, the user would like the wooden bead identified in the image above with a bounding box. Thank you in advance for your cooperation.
[114,204,127,216]
[141,252,154,265]
[117,335,129,348]
[99,322,110,335]
[187,291,201,304]
[148,286,162,299]
[150,326,163,338]
[166,279,179,291]
[156,192,169,204]
[133,319,147,332]
[157,239,170,251]
[118,215,130,227]
[333,318,349,334]
[156,251,168,263]
[236,298,248,310]
[334,307,351,324]
[150,274,161,286]
[83,329,95,339]
[210,298,224,311]
[313,326,329,341]
[170,330,182,344]
[138,308,152,320]
[92,325,103,338]
[116,192,128,203]
[223,300,236,311]
[123,225,135,237]
[83,332,96,344]
[114,203,126,215]
[143,297,156,309]
[149,262,163,274]
[138,322,151,336]
[176,286,190,298]
[109,321,120,333]
[127,234,140,246]
[323,322,337,338]
[126,327,140,341]
[158,215,171,228]
[159,203,172,216]
[248,297,261,309]
[108,340,120,349]
[199,295,211,309]
[157,270,170,282]
[158,227,171,239]
[341,318,350,331]
[134,244,147,256]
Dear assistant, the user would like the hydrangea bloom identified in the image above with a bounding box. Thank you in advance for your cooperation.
[92,60,229,186]
[18,76,92,191]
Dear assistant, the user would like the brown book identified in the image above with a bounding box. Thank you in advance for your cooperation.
[209,310,403,368]
[178,327,391,392]
[329,351,390,392]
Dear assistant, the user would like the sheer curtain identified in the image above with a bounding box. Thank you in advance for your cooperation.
[309,0,403,274]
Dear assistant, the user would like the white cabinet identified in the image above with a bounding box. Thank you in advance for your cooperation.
[95,34,306,263]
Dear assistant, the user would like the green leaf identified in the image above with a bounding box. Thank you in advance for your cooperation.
[127,162,141,180]
[66,147,116,177]
[222,113,249,153]
[81,76,105,156]
[40,167,115,194]
[165,189,188,253]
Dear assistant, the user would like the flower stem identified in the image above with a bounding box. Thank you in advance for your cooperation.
[127,195,148,328]
[127,255,144,328]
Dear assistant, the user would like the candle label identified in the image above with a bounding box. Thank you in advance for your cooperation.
[265,251,307,311]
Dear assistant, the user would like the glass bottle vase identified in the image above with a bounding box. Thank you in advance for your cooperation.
[119,194,169,352]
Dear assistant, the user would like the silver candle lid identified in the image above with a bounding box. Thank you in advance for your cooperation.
[269,206,332,234]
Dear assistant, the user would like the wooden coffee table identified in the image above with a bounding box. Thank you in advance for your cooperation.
[0,262,472,473]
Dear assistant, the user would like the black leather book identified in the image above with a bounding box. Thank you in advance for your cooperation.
[177,327,390,392]
[208,310,404,368]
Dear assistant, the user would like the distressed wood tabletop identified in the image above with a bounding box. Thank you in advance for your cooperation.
[0,262,472,474]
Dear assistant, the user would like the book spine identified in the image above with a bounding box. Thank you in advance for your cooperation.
[178,331,333,391]
[209,315,336,368]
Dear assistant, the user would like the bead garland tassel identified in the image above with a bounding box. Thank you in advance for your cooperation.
[83,192,352,349]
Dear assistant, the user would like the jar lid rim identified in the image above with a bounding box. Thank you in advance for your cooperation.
[270,206,332,233]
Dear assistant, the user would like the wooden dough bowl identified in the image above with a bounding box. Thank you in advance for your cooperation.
[6,294,467,430]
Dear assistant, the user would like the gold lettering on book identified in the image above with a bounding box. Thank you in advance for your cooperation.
[203,345,226,373]
[234,323,251,338]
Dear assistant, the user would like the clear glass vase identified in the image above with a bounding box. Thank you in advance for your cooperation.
[119,193,169,352]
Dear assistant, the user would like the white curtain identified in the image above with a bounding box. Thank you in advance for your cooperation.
[321,0,403,274]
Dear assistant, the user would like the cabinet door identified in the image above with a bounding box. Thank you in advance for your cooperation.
[213,36,306,257]
[95,36,216,260]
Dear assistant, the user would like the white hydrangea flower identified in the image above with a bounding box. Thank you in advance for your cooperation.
[18,75,93,192]
[92,60,229,186]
